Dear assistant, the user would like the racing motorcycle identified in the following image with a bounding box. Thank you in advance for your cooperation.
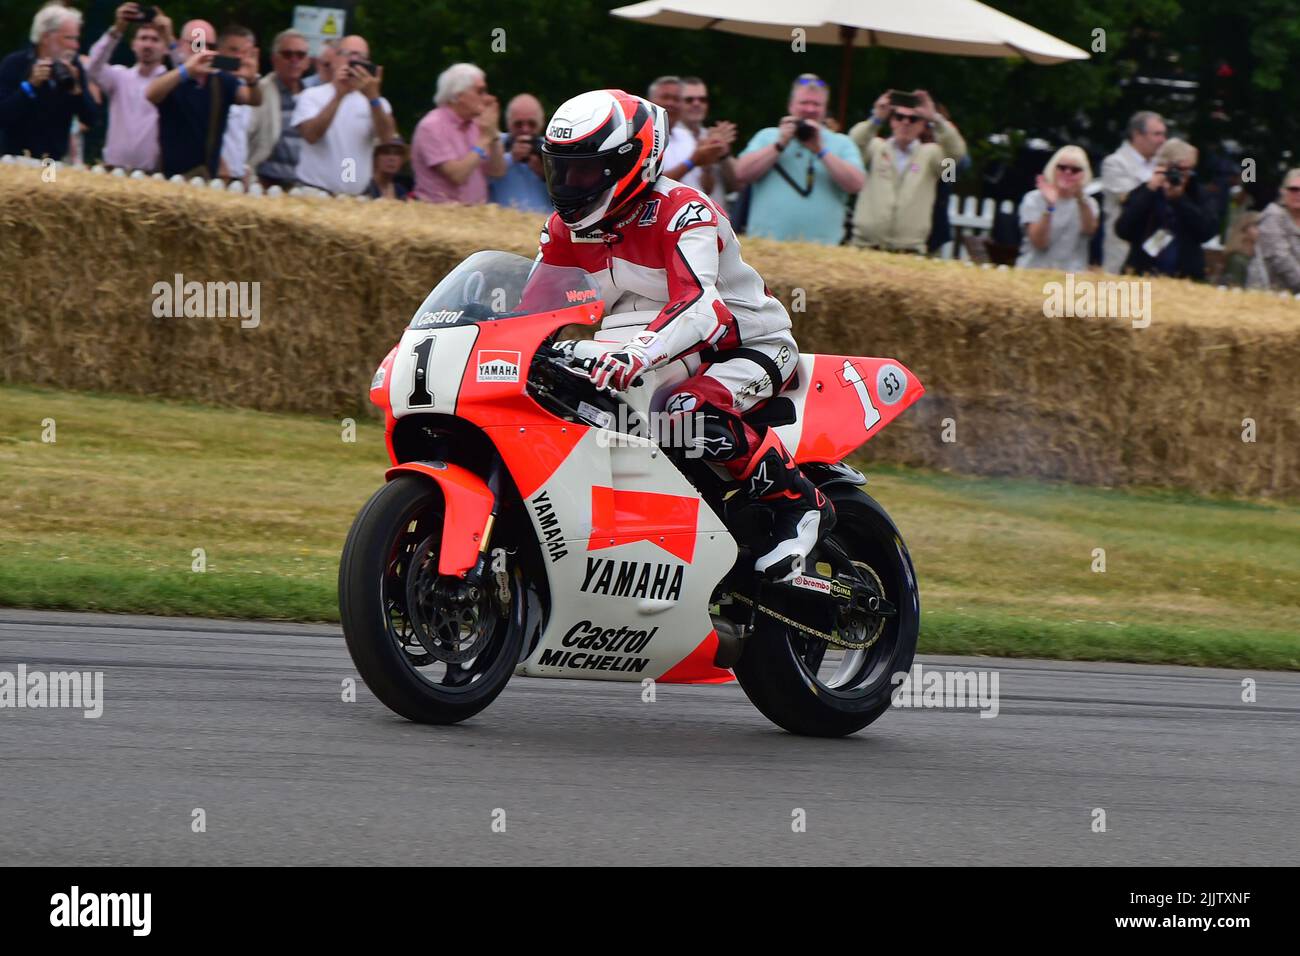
[338,250,924,737]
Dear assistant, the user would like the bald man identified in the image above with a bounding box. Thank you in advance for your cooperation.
[290,34,395,194]
[145,18,261,177]
[488,92,550,212]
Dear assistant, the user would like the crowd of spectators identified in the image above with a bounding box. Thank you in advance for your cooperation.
[5,2,1300,291]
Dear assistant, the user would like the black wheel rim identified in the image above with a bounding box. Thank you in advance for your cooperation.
[379,500,512,694]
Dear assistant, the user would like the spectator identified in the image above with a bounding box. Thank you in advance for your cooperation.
[290,35,395,195]
[653,75,730,197]
[849,89,967,254]
[1100,111,1166,273]
[678,76,738,208]
[303,38,336,89]
[247,29,309,189]
[488,93,549,212]
[1015,145,1099,271]
[733,73,865,245]
[365,135,410,200]
[1218,210,1266,289]
[1114,138,1218,280]
[410,63,505,204]
[85,3,173,172]
[146,20,261,178]
[0,3,97,161]
[215,25,258,183]
[1255,169,1300,291]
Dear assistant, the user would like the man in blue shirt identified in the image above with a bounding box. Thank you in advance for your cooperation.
[489,93,550,213]
[0,3,97,161]
[145,20,262,178]
[733,73,865,245]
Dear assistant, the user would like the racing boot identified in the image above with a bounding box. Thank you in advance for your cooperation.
[727,430,836,580]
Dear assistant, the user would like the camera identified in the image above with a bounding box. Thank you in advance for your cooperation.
[795,120,817,143]
[506,134,542,157]
[1164,166,1183,187]
[50,59,77,92]
[135,5,157,22]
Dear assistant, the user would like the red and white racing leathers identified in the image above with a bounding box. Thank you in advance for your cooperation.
[535,177,799,477]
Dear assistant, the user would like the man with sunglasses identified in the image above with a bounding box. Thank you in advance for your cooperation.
[734,73,866,244]
[248,29,310,189]
[849,89,966,253]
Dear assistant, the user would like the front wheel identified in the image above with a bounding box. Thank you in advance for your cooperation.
[338,474,525,724]
[732,485,920,737]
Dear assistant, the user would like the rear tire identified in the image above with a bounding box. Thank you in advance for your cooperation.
[338,474,523,724]
[732,485,919,737]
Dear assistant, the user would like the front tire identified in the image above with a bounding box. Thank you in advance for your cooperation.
[732,485,920,737]
[338,474,524,724]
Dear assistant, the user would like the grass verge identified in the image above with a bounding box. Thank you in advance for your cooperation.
[2,385,1296,669]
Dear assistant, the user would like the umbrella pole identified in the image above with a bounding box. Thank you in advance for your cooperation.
[838,25,857,129]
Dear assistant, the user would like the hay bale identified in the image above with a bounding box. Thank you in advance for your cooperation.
[2,165,1296,497]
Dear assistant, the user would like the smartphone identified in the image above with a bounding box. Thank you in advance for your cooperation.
[887,89,920,108]
[134,4,157,21]
[354,61,379,76]
[212,54,242,72]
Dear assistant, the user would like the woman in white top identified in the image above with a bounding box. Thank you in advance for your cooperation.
[1016,145,1100,271]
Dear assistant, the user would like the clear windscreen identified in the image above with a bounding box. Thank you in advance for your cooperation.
[408,250,601,329]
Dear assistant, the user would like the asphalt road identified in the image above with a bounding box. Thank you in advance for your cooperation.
[1,609,1296,866]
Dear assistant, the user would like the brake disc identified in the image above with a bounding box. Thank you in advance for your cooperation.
[404,535,497,664]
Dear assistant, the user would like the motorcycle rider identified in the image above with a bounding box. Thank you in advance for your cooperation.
[536,88,834,580]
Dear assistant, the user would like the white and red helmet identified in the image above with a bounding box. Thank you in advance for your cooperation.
[540,89,668,232]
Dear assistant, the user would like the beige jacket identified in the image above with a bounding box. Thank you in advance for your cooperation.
[849,117,966,252]
[246,73,287,173]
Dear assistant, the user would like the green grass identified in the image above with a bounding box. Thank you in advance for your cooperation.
[2,385,1297,669]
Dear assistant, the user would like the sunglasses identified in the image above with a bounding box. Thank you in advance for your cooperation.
[683,96,708,104]
[891,112,922,124]
[1056,164,1084,174]
[277,49,309,59]
[1285,186,1300,193]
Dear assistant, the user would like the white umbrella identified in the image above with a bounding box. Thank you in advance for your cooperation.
[611,0,1089,123]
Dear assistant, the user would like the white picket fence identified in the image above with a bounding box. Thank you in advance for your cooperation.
[936,195,1016,260]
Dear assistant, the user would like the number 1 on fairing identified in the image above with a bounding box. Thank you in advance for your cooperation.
[841,360,881,431]
[409,335,436,408]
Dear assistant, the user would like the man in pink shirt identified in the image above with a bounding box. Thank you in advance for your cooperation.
[411,62,505,203]
[85,2,173,171]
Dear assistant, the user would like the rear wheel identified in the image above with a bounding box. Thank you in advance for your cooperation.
[338,474,524,724]
[732,485,919,737]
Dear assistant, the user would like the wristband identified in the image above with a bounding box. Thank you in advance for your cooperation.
[683,158,695,173]
[368,97,382,107]
[20,80,35,98]
[817,147,829,159]
[1045,204,1056,213]
[471,145,487,159]
[178,63,189,81]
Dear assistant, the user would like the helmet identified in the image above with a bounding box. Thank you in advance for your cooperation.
[541,89,668,232]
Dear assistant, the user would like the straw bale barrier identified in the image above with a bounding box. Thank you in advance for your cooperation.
[2,165,1296,497]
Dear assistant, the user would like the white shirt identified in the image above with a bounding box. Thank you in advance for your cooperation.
[289,84,392,195]
[664,122,695,178]
[890,138,919,177]
[1100,141,1159,273]
[222,104,251,178]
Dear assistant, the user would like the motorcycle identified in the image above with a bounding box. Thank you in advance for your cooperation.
[338,250,924,737]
